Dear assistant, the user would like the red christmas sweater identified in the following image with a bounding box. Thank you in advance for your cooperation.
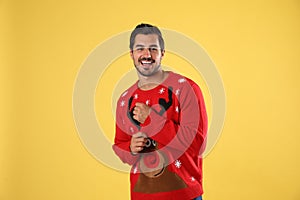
[113,72,208,200]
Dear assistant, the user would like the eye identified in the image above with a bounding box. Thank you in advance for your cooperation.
[136,47,144,51]
[149,47,158,52]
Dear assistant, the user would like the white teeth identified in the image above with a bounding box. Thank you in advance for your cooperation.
[141,61,152,64]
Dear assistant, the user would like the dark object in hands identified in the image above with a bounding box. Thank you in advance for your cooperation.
[140,137,157,153]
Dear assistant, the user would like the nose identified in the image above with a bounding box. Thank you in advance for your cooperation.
[142,48,151,57]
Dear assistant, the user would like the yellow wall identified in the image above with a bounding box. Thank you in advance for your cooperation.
[1,0,300,199]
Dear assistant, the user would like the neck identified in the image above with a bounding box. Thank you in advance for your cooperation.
[138,70,167,90]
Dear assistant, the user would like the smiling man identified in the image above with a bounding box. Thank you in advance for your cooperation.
[113,23,208,200]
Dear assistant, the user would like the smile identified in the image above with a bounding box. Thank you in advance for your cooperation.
[141,60,153,65]
[139,58,155,65]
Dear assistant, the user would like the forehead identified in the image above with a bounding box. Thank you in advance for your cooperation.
[133,34,160,46]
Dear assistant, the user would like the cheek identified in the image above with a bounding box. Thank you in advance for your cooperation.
[131,54,138,62]
[155,55,163,61]
[132,53,142,60]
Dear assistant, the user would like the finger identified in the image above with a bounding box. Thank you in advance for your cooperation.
[135,146,143,152]
[133,136,144,141]
[137,132,147,138]
[131,146,143,154]
[134,139,148,147]
[135,141,146,147]
[133,114,139,121]
[133,110,138,115]
[133,106,140,113]
[132,132,146,138]
[135,102,146,108]
[135,103,150,114]
[134,138,147,144]
[133,135,146,141]
[135,102,142,107]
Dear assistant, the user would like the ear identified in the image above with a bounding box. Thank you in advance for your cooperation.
[161,49,165,58]
[130,50,134,59]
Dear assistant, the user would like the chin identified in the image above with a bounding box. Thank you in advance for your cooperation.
[139,71,155,77]
[135,64,161,77]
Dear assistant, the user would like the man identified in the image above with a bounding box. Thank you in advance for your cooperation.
[113,23,207,200]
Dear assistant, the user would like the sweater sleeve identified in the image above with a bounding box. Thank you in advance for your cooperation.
[112,99,140,166]
[140,81,208,157]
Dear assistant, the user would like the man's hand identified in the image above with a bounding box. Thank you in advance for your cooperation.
[133,102,151,124]
[130,132,147,154]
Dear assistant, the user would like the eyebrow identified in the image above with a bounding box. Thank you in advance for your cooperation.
[134,44,159,48]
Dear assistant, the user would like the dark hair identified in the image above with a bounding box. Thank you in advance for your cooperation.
[129,23,165,50]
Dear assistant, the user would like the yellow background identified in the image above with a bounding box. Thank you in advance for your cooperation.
[1,0,300,199]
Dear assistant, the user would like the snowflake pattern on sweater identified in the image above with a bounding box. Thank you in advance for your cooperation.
[113,72,208,200]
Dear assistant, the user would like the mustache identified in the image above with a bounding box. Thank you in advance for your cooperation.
[138,57,155,63]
